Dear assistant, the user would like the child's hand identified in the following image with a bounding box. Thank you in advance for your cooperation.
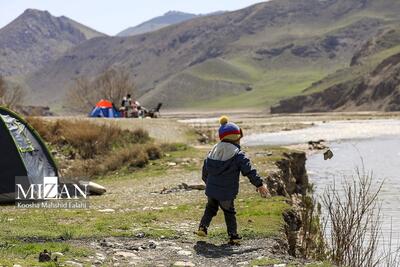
[257,185,270,198]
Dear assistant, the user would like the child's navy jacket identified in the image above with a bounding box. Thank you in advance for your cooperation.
[202,141,263,201]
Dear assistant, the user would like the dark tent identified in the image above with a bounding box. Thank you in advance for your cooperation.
[0,107,58,203]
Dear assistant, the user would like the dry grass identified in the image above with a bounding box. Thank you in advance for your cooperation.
[322,168,384,267]
[66,145,151,178]
[160,143,188,152]
[28,118,150,159]
[26,117,159,179]
[144,144,163,160]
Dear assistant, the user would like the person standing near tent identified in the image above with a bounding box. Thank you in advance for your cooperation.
[131,99,145,118]
[135,100,144,118]
[196,116,270,245]
[120,96,127,117]
[121,94,132,118]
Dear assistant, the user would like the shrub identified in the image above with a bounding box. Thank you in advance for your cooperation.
[27,117,52,140]
[26,117,160,178]
[65,159,98,179]
[63,123,108,159]
[131,128,151,144]
[322,168,384,267]
[101,145,149,172]
[27,118,152,159]
[128,148,149,168]
[65,144,157,178]
[145,144,163,160]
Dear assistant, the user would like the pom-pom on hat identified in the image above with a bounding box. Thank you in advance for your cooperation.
[218,116,243,141]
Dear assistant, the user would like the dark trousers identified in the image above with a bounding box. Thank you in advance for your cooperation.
[200,197,237,236]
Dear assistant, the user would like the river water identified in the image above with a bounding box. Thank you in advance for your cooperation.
[243,119,400,248]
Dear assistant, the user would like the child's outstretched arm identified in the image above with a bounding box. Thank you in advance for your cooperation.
[236,151,270,198]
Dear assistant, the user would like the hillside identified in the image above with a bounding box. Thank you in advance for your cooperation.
[22,0,400,111]
[271,27,400,113]
[0,9,104,77]
[117,11,198,36]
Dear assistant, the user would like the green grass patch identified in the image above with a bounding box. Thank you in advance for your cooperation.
[0,240,91,266]
[207,196,290,239]
[190,59,329,109]
[250,257,281,266]
[0,209,176,241]
[189,58,253,83]
[306,262,335,267]
[0,195,289,247]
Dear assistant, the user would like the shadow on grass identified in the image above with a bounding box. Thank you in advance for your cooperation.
[194,240,260,258]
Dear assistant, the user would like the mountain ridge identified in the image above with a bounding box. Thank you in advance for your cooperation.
[117,10,226,37]
[8,0,400,112]
[271,27,400,113]
[0,9,105,77]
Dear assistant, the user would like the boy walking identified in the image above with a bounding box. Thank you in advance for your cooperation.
[197,116,270,244]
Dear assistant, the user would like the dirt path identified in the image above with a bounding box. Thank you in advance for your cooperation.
[57,143,313,267]
[71,236,293,267]
[67,164,299,267]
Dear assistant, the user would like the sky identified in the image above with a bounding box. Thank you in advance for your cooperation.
[0,0,266,35]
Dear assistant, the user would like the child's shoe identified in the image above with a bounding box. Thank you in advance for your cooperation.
[228,234,242,245]
[195,226,208,237]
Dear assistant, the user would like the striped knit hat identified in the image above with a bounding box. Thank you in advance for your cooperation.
[218,116,243,141]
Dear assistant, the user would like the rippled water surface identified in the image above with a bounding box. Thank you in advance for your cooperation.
[243,119,400,146]
[244,119,400,247]
[307,138,400,244]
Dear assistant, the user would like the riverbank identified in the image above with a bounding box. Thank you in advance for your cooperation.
[0,114,335,266]
[238,114,400,263]
[10,112,399,266]
[0,146,324,266]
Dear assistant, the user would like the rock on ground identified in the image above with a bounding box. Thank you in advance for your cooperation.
[70,237,308,266]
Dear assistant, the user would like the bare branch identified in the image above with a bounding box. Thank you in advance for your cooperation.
[66,68,136,113]
[322,168,386,267]
[0,76,25,109]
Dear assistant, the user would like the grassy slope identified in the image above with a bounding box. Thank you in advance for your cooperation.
[192,61,327,109]
[304,37,400,96]
[19,1,400,112]
[173,15,386,110]
[157,4,400,110]
[275,9,400,102]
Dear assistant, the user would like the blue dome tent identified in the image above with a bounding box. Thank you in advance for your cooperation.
[89,99,120,118]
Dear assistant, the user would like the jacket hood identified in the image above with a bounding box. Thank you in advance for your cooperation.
[206,142,239,177]
[208,142,239,161]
